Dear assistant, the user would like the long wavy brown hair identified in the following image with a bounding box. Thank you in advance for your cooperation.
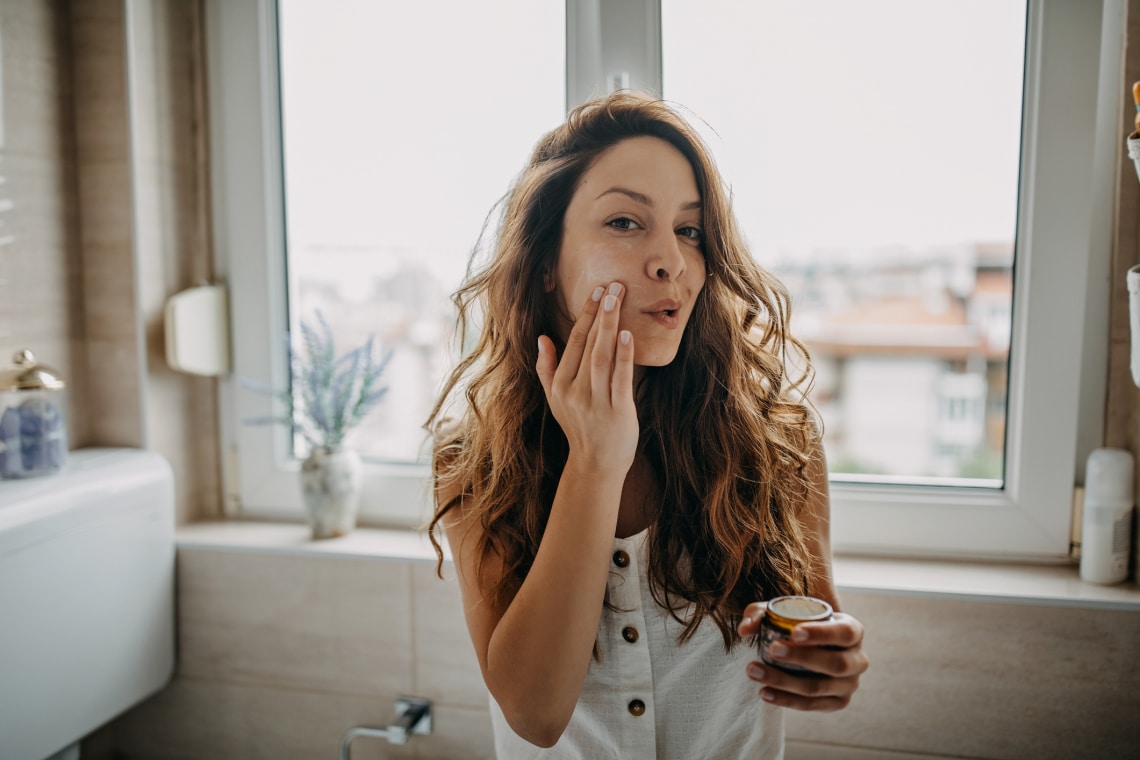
[427,91,822,650]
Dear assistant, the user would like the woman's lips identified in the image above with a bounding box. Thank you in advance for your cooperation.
[642,299,683,329]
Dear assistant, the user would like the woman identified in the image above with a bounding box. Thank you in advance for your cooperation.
[427,91,868,758]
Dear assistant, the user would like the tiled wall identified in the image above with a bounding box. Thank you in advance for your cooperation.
[0,0,88,446]
[785,592,1140,759]
[119,0,222,522]
[107,550,496,760]
[1,0,221,521]
[102,548,1139,760]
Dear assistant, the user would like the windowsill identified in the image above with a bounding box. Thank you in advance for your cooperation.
[177,519,444,564]
[175,519,1140,611]
[829,554,1140,611]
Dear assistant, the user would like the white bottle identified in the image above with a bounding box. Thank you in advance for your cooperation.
[1080,448,1134,585]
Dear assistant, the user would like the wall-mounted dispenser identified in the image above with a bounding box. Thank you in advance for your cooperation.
[163,283,230,376]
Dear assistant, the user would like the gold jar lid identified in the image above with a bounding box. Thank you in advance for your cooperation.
[765,595,833,631]
[0,349,67,391]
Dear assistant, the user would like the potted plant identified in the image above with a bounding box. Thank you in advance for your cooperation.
[245,313,392,538]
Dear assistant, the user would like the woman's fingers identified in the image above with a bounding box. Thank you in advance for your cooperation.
[535,334,557,399]
[791,613,864,649]
[612,329,634,409]
[761,638,867,679]
[539,282,630,408]
[746,662,861,712]
[555,285,605,386]
[737,602,769,637]
[590,283,624,402]
[759,686,853,712]
[753,613,869,680]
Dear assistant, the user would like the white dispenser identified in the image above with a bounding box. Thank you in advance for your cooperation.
[1080,448,1134,585]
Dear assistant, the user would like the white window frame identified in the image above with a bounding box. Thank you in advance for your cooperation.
[208,0,1123,559]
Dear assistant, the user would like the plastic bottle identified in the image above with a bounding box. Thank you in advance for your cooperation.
[1080,448,1134,585]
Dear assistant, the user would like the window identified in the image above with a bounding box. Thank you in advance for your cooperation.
[663,1,1024,484]
[208,0,564,523]
[277,0,564,463]
[209,0,1122,559]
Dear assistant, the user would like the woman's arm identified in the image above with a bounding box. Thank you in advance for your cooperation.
[443,282,638,747]
[737,440,870,710]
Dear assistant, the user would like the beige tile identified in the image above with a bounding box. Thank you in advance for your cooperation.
[0,0,72,161]
[411,562,489,709]
[75,162,134,253]
[70,0,130,165]
[5,279,71,350]
[185,375,222,518]
[144,369,219,521]
[84,336,144,446]
[413,703,495,760]
[1104,340,1134,449]
[82,249,138,343]
[785,593,1140,760]
[127,0,201,169]
[177,549,416,697]
[133,159,200,300]
[3,154,75,248]
[111,676,415,760]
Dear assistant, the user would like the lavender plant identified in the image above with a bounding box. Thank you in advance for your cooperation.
[244,313,392,451]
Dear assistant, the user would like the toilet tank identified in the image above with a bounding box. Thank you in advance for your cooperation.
[0,448,175,760]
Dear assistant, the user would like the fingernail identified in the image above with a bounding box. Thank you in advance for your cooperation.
[761,690,776,702]
[769,642,788,659]
[792,628,809,643]
[604,294,617,312]
[620,330,631,345]
[592,286,605,302]
[608,282,621,297]
[747,665,765,681]
[537,338,543,355]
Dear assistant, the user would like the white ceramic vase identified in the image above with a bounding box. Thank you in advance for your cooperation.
[300,447,362,539]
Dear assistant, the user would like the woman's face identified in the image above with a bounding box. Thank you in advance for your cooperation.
[553,136,707,366]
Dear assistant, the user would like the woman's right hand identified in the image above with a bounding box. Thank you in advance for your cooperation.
[536,282,639,473]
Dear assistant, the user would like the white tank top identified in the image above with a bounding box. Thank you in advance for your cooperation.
[489,528,785,759]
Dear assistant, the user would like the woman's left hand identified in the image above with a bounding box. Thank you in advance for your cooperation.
[737,602,869,712]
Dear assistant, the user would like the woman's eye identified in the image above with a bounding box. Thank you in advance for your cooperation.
[607,216,640,231]
[677,225,703,241]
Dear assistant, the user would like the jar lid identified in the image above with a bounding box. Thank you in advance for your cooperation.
[766,595,833,624]
[0,349,67,391]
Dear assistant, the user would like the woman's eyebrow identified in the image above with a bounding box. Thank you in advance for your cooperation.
[596,186,702,211]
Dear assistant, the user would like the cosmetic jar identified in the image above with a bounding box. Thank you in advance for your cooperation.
[0,349,69,479]
[758,595,833,675]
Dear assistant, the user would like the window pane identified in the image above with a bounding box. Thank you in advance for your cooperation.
[277,0,565,463]
[662,0,1025,484]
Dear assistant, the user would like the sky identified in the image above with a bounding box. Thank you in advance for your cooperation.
[279,0,1026,290]
[662,0,1027,256]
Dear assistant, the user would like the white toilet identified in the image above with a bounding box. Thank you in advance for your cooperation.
[0,448,176,760]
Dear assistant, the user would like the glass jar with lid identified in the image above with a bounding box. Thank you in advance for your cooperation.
[0,349,69,478]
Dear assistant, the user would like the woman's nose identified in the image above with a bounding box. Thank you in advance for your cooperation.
[648,235,686,281]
